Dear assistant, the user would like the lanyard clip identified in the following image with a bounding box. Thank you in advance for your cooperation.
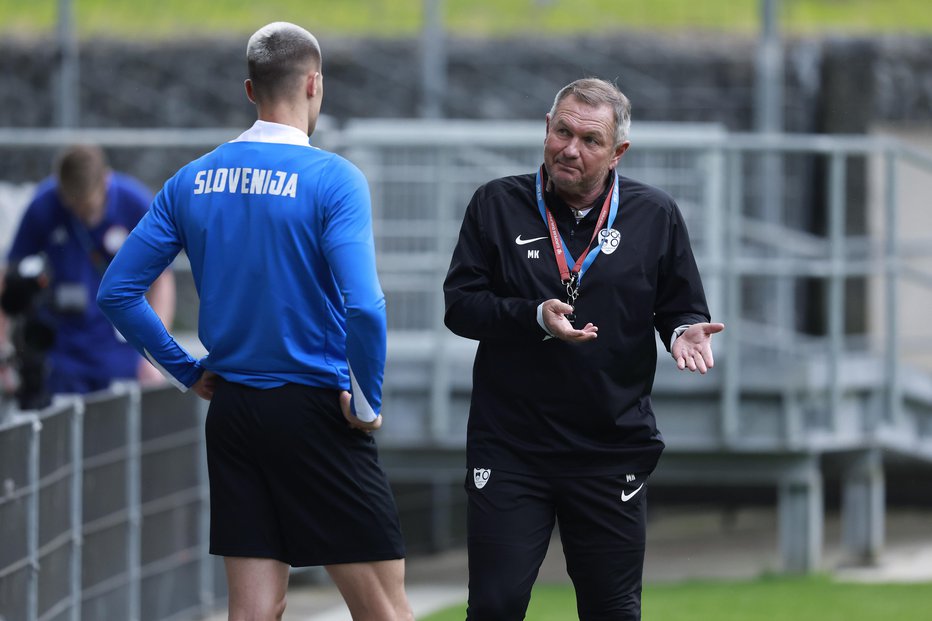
[564,274,579,326]
[564,272,579,304]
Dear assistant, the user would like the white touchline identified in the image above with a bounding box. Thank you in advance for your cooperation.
[515,235,548,245]
[620,483,644,502]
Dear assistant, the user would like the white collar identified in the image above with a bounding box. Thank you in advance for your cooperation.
[231,120,312,147]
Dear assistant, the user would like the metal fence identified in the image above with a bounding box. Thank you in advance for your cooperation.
[1,122,932,583]
[337,120,735,443]
[1,122,932,450]
[0,385,222,621]
[337,121,932,572]
[336,122,932,454]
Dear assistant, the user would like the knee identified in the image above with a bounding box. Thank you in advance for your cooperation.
[274,594,287,620]
[228,594,287,621]
[466,592,529,621]
[384,589,414,621]
[577,589,641,621]
[466,570,536,621]
[393,604,415,621]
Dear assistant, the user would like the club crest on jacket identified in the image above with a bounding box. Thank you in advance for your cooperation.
[598,228,621,254]
[473,468,491,489]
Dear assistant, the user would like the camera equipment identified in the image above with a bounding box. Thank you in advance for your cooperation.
[1,254,56,410]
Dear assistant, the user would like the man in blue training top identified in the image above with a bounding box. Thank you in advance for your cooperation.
[98,22,412,621]
[3,144,174,407]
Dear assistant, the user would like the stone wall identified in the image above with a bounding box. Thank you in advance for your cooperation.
[1,33,930,240]
[2,33,930,134]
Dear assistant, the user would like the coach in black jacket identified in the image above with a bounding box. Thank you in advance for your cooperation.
[444,78,724,620]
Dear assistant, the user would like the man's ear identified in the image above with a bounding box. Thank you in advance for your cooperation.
[610,141,631,169]
[244,79,256,104]
[307,71,321,98]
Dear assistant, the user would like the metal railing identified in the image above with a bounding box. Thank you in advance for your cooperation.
[336,122,932,454]
[2,123,931,451]
[2,123,932,447]
[0,385,222,621]
[1,123,932,587]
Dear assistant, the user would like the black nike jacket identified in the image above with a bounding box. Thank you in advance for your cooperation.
[443,170,711,476]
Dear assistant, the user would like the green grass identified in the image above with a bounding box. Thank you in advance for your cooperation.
[422,575,932,621]
[2,0,932,41]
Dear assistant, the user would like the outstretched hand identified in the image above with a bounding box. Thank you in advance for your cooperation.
[672,322,725,374]
[540,299,599,343]
[340,390,383,433]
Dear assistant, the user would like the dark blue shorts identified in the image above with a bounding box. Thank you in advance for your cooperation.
[205,378,405,566]
[465,467,648,621]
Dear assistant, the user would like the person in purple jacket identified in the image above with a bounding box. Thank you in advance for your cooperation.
[2,144,174,406]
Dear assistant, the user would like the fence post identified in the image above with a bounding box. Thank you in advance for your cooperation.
[702,146,726,322]
[841,447,884,565]
[883,150,902,429]
[827,152,846,434]
[23,413,42,621]
[721,150,743,446]
[777,454,823,573]
[55,0,80,127]
[70,400,84,621]
[125,386,141,621]
[429,148,453,440]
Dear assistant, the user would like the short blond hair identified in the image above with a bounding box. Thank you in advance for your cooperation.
[246,22,321,103]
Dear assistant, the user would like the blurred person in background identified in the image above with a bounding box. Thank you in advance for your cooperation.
[1,144,174,408]
[444,78,724,620]
[97,22,412,621]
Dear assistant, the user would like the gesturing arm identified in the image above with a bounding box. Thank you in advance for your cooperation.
[653,202,712,346]
[653,201,723,372]
[443,191,546,342]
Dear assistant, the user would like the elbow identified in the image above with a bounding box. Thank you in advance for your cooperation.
[96,280,116,315]
[442,288,473,338]
[96,275,139,318]
[443,302,469,339]
[346,296,387,330]
[443,307,457,333]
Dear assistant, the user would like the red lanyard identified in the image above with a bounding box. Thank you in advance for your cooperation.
[540,167,616,284]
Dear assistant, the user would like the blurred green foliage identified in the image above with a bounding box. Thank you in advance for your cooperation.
[1,0,931,41]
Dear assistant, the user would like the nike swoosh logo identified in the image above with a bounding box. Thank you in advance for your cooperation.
[621,483,644,502]
[515,235,548,245]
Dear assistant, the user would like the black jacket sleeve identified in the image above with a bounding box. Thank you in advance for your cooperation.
[653,202,711,349]
[443,190,546,342]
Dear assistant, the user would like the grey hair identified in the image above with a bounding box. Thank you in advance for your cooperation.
[548,78,632,146]
[246,22,321,101]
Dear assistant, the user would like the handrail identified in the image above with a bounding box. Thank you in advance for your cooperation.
[2,125,932,617]
[0,125,914,154]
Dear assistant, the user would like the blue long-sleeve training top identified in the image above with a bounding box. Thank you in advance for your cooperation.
[98,120,387,421]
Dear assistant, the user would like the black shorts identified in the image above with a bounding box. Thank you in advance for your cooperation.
[465,467,648,621]
[205,378,405,566]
